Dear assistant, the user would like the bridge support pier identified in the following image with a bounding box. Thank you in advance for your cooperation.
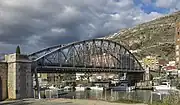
[126,72,144,86]
[5,54,33,99]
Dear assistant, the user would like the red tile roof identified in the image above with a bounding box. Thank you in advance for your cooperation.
[164,66,177,70]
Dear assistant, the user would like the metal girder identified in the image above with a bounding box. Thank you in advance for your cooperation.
[30,39,144,73]
[35,66,144,73]
[28,44,66,60]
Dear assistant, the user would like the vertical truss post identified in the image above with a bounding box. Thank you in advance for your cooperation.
[101,41,103,69]
[72,46,75,67]
[119,47,122,69]
[83,42,86,67]
[93,40,96,68]
[124,50,128,72]
[58,51,61,67]
[107,41,110,68]
[114,43,117,70]
[128,53,130,71]
[34,67,41,99]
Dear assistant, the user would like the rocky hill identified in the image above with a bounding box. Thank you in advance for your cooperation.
[104,11,180,61]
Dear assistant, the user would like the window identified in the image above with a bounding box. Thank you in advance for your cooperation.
[176,45,179,50]
[176,57,179,62]
[176,51,179,56]
[178,32,180,35]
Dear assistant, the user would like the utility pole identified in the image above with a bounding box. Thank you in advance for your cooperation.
[159,65,162,76]
[157,55,162,76]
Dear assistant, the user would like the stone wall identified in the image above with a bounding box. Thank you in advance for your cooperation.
[16,62,32,98]
[0,62,8,100]
[7,62,16,99]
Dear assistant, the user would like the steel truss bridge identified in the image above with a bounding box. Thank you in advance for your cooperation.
[28,39,144,74]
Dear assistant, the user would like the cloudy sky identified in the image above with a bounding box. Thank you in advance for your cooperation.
[0,0,179,54]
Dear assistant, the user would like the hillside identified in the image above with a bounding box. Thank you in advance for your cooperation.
[104,11,180,61]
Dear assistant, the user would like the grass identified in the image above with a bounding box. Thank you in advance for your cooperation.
[110,98,143,104]
[148,101,180,105]
[148,102,166,105]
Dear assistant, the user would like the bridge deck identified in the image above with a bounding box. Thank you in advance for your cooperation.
[34,66,144,73]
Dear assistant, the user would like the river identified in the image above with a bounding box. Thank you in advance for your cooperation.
[57,90,153,103]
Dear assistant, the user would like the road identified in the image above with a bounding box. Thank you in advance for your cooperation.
[0,98,147,105]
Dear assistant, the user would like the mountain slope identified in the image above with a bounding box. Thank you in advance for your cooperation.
[104,11,180,61]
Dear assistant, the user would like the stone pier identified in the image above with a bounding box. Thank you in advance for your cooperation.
[0,62,8,100]
[4,53,33,99]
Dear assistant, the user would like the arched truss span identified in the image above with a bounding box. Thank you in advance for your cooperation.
[28,44,66,60]
[29,39,144,73]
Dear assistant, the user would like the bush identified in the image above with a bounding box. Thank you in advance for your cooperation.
[149,92,180,105]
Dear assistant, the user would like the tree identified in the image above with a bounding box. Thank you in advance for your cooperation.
[130,43,140,50]
[149,73,153,80]
[16,46,21,54]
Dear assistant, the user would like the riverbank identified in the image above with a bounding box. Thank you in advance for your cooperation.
[0,98,147,105]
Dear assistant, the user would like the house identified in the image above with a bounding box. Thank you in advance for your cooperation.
[164,66,179,76]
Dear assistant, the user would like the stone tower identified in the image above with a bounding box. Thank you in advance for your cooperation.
[5,54,33,99]
[175,22,180,69]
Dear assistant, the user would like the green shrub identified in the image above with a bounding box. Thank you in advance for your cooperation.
[149,92,180,105]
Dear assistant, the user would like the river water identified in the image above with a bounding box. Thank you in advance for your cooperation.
[57,90,153,103]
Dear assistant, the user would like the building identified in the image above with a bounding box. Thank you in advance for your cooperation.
[47,73,76,87]
[76,73,86,81]
[175,22,180,69]
[35,74,48,88]
[164,66,179,76]
[158,59,168,66]
[142,56,158,70]
[167,61,176,66]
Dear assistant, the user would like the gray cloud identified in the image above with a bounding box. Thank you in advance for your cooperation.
[155,0,180,9]
[0,0,164,53]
